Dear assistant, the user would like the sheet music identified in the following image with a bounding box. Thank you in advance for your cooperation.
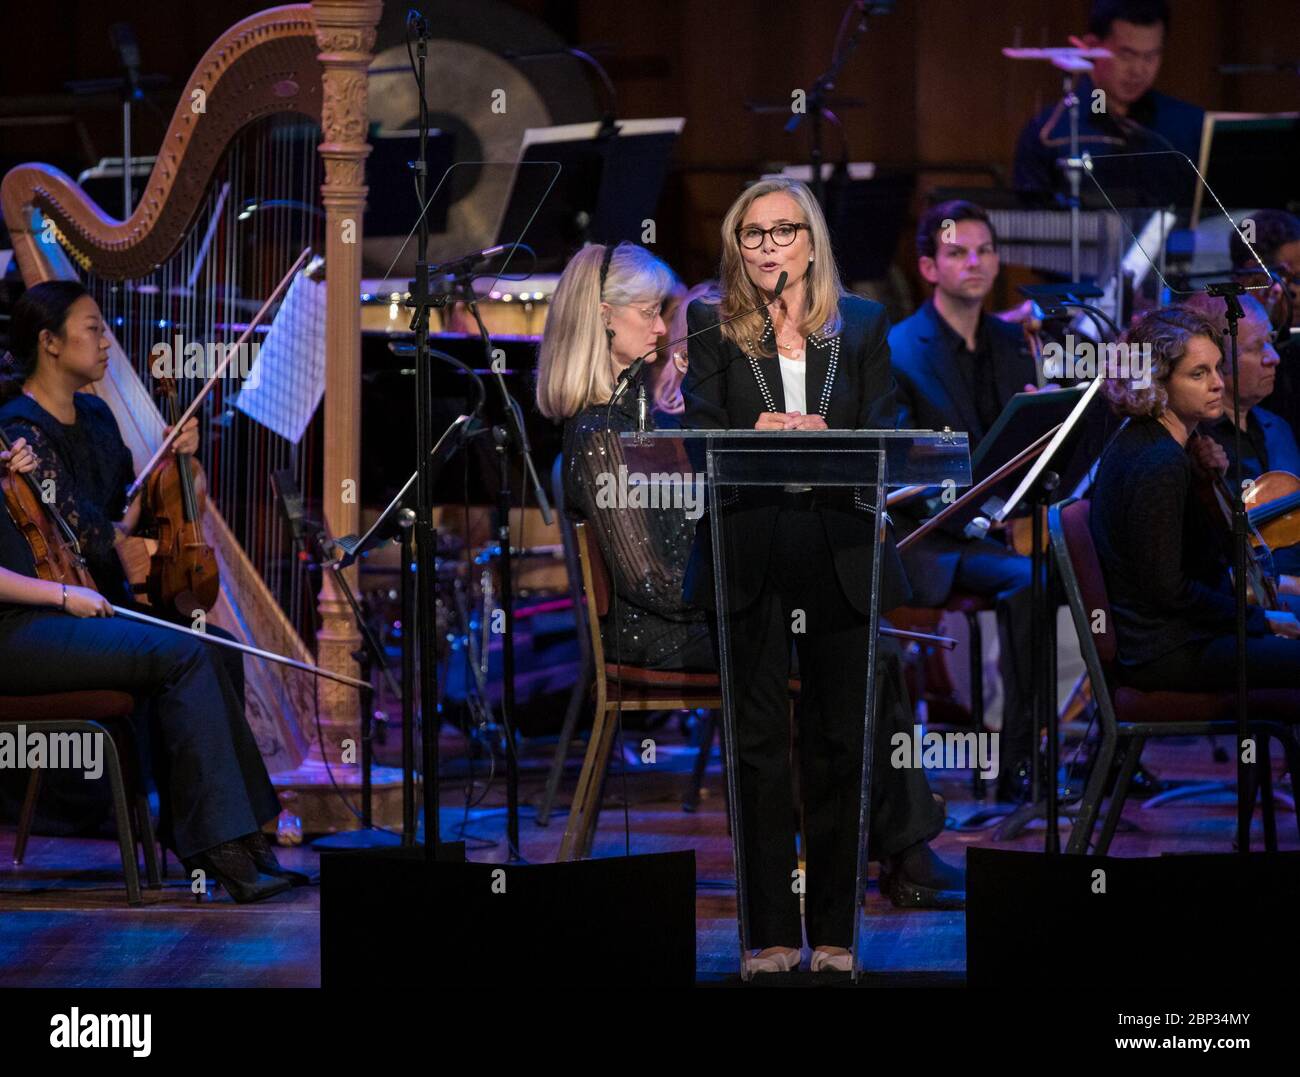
[232,272,326,444]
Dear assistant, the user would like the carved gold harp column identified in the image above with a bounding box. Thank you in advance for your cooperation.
[306,0,381,770]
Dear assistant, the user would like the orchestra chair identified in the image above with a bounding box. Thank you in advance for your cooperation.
[891,592,996,801]
[557,520,723,861]
[2,691,161,905]
[1050,498,1300,855]
[536,455,597,828]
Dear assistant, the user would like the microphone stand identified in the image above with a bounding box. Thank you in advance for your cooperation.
[784,0,889,208]
[407,12,443,863]
[303,520,406,849]
[1205,280,1254,853]
[449,268,553,863]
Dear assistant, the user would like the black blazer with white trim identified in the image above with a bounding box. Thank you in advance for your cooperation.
[681,293,911,616]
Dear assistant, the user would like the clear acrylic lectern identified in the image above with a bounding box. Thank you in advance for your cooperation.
[621,428,971,980]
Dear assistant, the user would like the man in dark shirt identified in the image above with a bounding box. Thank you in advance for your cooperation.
[1013,0,1204,200]
[891,200,1041,802]
[1183,292,1300,576]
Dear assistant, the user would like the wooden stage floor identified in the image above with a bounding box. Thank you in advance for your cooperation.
[1,726,1294,987]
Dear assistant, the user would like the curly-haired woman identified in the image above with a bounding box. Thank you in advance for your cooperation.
[1091,305,1300,693]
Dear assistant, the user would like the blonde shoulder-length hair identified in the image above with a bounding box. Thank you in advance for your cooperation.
[535,241,678,421]
[717,178,844,357]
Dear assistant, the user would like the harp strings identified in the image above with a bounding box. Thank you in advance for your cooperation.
[83,115,324,647]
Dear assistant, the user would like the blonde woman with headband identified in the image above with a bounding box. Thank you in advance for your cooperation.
[537,241,713,672]
[682,178,964,975]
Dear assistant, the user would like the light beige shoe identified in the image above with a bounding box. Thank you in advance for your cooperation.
[744,946,802,974]
[809,946,853,973]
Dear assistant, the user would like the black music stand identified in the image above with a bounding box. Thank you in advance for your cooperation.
[971,386,1092,504]
[918,387,1096,833]
[988,378,1107,849]
[493,118,683,270]
[1193,112,1300,227]
[365,129,456,237]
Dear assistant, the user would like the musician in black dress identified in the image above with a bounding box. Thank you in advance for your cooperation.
[683,178,962,975]
[537,241,715,672]
[1092,306,1300,695]
[0,281,301,901]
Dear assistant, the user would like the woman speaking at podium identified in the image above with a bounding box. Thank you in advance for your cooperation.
[683,179,963,975]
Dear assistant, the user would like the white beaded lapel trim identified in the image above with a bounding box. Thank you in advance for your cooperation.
[747,355,778,412]
[745,313,838,419]
[809,332,839,419]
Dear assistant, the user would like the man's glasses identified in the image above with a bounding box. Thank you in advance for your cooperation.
[735,223,809,249]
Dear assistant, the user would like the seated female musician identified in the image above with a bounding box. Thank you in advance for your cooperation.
[0,280,301,901]
[0,283,242,687]
[537,241,715,672]
[1091,305,1300,694]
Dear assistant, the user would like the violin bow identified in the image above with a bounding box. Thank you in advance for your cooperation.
[112,604,370,690]
[124,245,314,502]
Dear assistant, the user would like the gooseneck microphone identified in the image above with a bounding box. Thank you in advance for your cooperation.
[609,270,789,407]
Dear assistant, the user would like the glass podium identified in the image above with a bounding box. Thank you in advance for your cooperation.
[621,428,971,980]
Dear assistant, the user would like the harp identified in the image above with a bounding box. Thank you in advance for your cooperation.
[1,1,387,831]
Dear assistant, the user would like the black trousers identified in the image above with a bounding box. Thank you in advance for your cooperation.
[1121,632,1300,692]
[720,508,943,950]
[0,609,280,859]
[951,542,1035,769]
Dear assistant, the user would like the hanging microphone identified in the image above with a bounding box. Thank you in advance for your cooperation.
[610,270,788,406]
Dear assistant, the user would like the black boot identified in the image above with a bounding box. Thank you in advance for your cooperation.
[242,831,314,886]
[183,837,292,903]
[880,842,965,910]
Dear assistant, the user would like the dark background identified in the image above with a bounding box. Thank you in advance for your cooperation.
[2,0,1297,303]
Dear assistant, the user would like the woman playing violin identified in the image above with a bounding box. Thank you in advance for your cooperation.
[1091,305,1300,695]
[0,281,299,902]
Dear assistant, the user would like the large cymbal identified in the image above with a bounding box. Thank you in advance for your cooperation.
[362,0,598,276]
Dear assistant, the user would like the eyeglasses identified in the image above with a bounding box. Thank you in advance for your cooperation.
[735,222,809,249]
[623,303,663,321]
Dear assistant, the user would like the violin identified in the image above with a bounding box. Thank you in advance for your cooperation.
[137,374,220,616]
[1243,470,1300,553]
[1204,468,1285,611]
[0,424,367,690]
[116,247,312,612]
[0,426,96,590]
